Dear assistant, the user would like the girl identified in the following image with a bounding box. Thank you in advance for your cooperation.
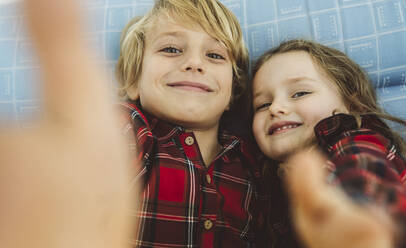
[251,39,406,248]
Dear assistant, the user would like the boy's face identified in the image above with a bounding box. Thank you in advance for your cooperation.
[252,51,348,161]
[129,18,233,130]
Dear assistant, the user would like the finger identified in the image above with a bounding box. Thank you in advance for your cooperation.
[285,150,332,217]
[285,150,341,246]
[22,0,114,128]
[285,150,394,248]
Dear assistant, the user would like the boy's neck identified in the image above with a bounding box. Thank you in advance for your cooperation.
[189,126,222,167]
[137,101,223,166]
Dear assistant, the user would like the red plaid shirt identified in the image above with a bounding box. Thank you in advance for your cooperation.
[267,113,406,248]
[315,114,406,199]
[316,114,406,245]
[120,101,265,248]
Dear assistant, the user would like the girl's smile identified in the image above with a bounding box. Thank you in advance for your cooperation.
[252,51,348,161]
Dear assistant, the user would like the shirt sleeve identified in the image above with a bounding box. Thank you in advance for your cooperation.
[325,129,406,246]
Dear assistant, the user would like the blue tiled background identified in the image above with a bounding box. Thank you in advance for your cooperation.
[0,0,405,138]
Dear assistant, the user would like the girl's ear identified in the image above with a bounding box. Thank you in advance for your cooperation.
[332,108,347,116]
[225,103,230,111]
[340,106,350,115]
[331,98,350,116]
[225,94,234,111]
[126,84,139,100]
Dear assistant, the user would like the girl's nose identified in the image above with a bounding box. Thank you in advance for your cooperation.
[268,100,289,117]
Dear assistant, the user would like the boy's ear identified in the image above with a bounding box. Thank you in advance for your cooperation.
[126,84,139,100]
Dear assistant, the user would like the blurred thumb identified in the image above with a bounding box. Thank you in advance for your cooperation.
[285,150,332,219]
[284,150,395,248]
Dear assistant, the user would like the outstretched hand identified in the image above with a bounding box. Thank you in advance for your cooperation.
[0,0,136,247]
[285,150,395,248]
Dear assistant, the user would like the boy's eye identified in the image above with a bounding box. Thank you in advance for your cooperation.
[207,53,225,60]
[255,102,271,111]
[292,91,311,98]
[160,47,182,54]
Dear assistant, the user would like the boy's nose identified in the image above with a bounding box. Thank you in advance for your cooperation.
[181,53,205,73]
[184,65,203,73]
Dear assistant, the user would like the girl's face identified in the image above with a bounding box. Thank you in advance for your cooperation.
[252,51,348,161]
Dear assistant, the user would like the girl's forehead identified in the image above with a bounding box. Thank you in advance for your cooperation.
[252,51,332,92]
[256,52,319,78]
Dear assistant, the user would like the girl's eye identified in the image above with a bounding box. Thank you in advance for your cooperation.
[255,102,271,111]
[160,47,182,54]
[207,53,225,60]
[292,91,311,98]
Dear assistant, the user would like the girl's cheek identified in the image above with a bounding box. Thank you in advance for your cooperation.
[252,116,264,138]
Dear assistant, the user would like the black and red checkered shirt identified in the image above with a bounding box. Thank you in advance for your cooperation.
[315,114,406,198]
[267,113,406,248]
[316,114,406,245]
[120,101,265,248]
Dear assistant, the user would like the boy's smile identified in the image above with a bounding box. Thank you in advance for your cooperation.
[166,81,214,92]
[127,17,233,131]
[252,51,348,161]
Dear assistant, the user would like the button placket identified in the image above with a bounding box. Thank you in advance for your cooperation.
[206,174,212,184]
[204,219,213,230]
[185,136,194,146]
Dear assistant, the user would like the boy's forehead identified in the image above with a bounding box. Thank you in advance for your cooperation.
[146,16,226,47]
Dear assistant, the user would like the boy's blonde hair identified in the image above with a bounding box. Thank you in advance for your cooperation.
[116,0,249,104]
[253,39,406,158]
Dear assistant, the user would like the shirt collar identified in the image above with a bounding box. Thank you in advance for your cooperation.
[128,99,183,142]
[126,100,251,158]
[314,113,389,150]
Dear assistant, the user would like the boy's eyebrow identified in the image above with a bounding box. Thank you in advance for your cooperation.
[151,31,185,42]
[151,30,225,47]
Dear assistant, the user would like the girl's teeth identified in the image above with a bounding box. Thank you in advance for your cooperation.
[275,124,297,132]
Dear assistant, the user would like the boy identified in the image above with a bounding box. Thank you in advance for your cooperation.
[116,0,263,247]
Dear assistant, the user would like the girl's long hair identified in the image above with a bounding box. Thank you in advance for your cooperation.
[253,39,406,158]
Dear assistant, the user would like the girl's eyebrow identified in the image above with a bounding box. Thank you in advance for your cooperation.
[252,76,316,99]
[285,76,317,84]
[252,89,265,99]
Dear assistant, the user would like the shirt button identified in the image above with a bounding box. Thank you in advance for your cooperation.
[204,219,213,230]
[185,136,195,146]
[206,174,212,184]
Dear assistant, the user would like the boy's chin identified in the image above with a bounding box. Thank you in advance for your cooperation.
[159,113,221,131]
